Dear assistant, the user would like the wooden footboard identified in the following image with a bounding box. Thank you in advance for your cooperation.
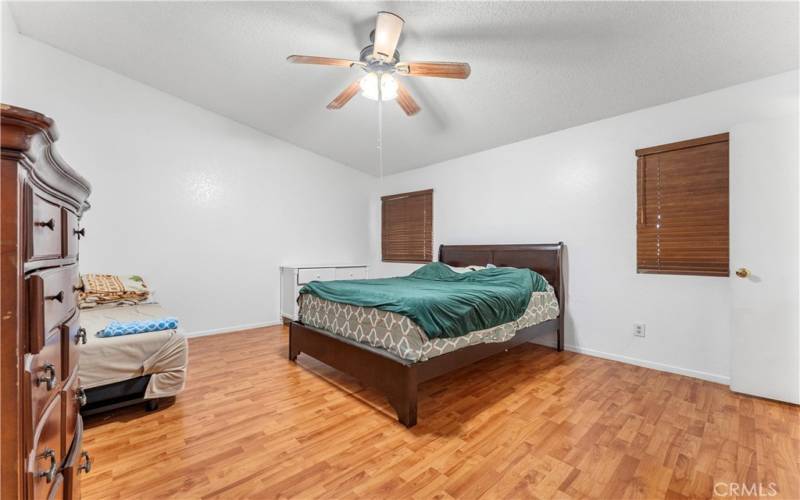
[289,321,418,426]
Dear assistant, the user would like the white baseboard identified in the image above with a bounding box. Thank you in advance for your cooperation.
[530,338,729,385]
[183,320,283,338]
[566,344,730,385]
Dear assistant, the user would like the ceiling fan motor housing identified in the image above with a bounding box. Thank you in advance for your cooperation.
[360,44,400,70]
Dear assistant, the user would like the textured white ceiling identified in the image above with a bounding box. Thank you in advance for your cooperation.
[9,1,799,175]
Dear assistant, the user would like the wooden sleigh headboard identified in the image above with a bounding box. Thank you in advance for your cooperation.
[438,243,565,326]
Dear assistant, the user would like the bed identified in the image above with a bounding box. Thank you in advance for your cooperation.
[78,303,188,415]
[289,243,565,427]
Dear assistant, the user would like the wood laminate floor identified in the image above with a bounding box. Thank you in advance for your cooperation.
[82,326,800,499]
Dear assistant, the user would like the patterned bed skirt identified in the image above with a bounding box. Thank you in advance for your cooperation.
[298,286,560,362]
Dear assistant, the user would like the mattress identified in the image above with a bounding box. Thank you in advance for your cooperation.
[299,285,560,362]
[79,303,188,399]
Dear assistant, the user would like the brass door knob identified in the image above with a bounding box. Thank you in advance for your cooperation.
[735,268,750,278]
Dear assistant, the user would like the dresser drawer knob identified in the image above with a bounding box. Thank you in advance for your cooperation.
[35,218,55,231]
[36,363,57,391]
[78,451,92,474]
[73,282,85,293]
[45,291,64,303]
[36,448,57,483]
[76,327,87,345]
[75,386,87,407]
[73,227,86,239]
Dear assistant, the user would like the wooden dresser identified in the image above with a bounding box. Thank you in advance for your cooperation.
[1,104,92,500]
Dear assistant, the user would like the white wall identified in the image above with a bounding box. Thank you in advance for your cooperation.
[369,71,799,383]
[2,9,374,335]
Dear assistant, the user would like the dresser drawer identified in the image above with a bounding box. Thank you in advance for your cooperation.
[297,268,336,285]
[30,190,63,262]
[61,313,83,379]
[30,265,79,353]
[28,395,63,500]
[61,369,81,461]
[62,209,81,260]
[62,415,86,500]
[334,267,367,280]
[28,328,63,428]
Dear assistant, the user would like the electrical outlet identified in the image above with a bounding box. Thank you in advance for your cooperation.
[633,323,646,337]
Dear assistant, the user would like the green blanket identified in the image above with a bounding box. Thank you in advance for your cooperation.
[299,262,548,339]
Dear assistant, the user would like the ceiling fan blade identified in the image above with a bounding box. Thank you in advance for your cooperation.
[326,80,362,110]
[287,55,359,67]
[397,61,471,79]
[396,84,420,116]
[372,11,404,62]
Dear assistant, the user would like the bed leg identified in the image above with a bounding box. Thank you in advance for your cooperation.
[288,323,300,361]
[390,391,417,428]
[289,343,300,362]
[145,399,159,412]
[557,318,565,352]
[389,367,418,428]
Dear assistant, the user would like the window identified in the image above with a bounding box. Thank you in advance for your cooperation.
[636,133,729,276]
[382,189,433,263]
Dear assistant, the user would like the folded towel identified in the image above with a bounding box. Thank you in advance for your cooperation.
[97,317,179,338]
[80,274,151,309]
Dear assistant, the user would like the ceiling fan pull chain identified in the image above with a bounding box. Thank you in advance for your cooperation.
[377,72,384,179]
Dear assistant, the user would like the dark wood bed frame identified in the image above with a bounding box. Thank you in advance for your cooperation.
[289,243,565,427]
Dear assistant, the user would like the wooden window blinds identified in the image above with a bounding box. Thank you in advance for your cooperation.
[636,133,729,276]
[382,189,433,263]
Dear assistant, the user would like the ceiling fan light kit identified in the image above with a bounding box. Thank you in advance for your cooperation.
[360,72,398,101]
[287,10,471,116]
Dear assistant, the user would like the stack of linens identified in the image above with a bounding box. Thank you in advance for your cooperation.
[79,274,150,309]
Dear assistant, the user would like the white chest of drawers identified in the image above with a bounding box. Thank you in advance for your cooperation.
[280,265,368,322]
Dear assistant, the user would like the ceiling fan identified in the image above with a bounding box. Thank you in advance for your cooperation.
[287,11,471,117]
